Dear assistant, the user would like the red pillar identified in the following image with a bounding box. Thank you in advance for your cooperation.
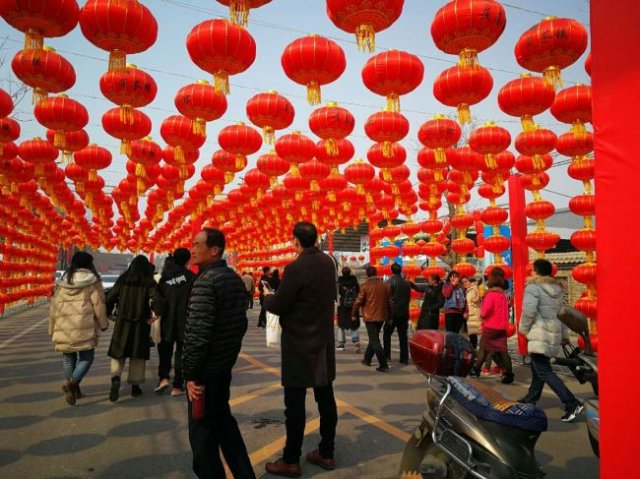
[592,0,640,474]
[508,174,528,356]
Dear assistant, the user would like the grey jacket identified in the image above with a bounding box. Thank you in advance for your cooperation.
[519,275,569,357]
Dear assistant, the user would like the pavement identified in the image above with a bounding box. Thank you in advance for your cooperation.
[0,305,600,478]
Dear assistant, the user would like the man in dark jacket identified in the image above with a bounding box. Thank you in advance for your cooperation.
[383,263,411,364]
[257,265,271,327]
[264,222,338,477]
[336,267,360,352]
[183,228,255,479]
[155,248,196,396]
[411,274,445,330]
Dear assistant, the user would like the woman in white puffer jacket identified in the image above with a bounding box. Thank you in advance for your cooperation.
[49,252,109,406]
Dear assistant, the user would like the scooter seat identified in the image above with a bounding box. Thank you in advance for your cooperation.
[448,378,548,433]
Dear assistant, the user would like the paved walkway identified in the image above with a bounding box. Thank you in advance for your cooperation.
[0,305,599,478]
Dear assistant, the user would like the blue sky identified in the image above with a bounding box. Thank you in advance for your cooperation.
[0,0,591,223]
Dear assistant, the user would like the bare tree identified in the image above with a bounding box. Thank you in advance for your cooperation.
[0,36,29,117]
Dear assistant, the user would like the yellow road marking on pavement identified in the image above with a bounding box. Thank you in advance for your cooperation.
[251,417,321,465]
[233,363,259,373]
[230,382,281,407]
[239,352,281,377]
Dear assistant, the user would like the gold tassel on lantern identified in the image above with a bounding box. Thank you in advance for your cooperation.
[324,138,338,157]
[228,0,251,27]
[214,72,230,95]
[192,118,207,136]
[382,169,392,182]
[457,104,472,124]
[120,139,132,156]
[571,121,587,138]
[386,93,400,113]
[310,180,320,192]
[235,154,245,170]
[25,28,44,50]
[135,163,147,178]
[224,172,235,184]
[459,48,479,68]
[521,115,536,132]
[32,87,47,105]
[120,104,135,125]
[434,147,447,165]
[307,81,321,105]
[485,154,497,170]
[381,141,393,158]
[263,126,275,145]
[88,169,98,182]
[53,130,66,149]
[355,24,376,53]
[543,65,563,90]
[109,49,127,72]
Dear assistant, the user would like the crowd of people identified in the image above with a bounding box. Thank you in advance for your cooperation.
[46,222,584,477]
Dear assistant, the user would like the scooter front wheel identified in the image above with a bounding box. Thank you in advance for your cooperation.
[399,427,464,479]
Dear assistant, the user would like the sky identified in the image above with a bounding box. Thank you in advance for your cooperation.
[0,0,592,227]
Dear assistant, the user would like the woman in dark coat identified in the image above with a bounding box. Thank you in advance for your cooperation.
[336,267,360,351]
[106,255,163,401]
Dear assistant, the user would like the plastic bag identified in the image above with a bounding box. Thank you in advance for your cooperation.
[266,312,281,348]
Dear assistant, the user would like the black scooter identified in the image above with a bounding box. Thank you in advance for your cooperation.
[399,306,598,478]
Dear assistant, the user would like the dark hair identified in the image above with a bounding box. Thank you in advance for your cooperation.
[391,263,402,275]
[446,270,459,282]
[533,258,553,277]
[293,221,317,248]
[366,266,377,278]
[342,266,351,276]
[173,247,191,267]
[272,269,280,280]
[491,267,505,279]
[202,228,225,254]
[119,255,155,286]
[161,255,175,275]
[429,274,441,283]
[487,275,505,289]
[262,266,270,274]
[468,277,477,284]
[65,251,100,285]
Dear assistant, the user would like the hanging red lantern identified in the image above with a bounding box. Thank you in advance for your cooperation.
[525,200,555,220]
[433,64,493,124]
[215,0,272,27]
[11,47,76,103]
[102,107,151,155]
[418,115,461,165]
[0,88,12,118]
[73,144,111,182]
[569,194,595,217]
[256,151,290,181]
[175,80,227,136]
[246,90,295,144]
[219,122,263,168]
[572,262,596,286]
[468,122,511,169]
[515,154,553,175]
[344,160,375,195]
[319,172,347,202]
[299,158,331,192]
[160,114,207,163]
[481,207,508,225]
[367,142,406,179]
[186,19,256,94]
[497,74,556,131]
[484,235,510,254]
[550,85,592,137]
[556,131,594,158]
[18,137,58,177]
[326,0,404,52]
[200,164,226,194]
[0,0,79,50]
[0,117,21,145]
[281,34,346,105]
[244,168,271,198]
[34,95,88,148]
[515,17,588,88]
[46,128,89,163]
[361,50,424,112]
[315,138,355,173]
[571,229,596,252]
[515,128,557,156]
[526,231,560,252]
[568,157,594,182]
[128,137,162,192]
[212,149,247,183]
[283,173,311,201]
[275,131,315,176]
[79,0,158,71]
[585,52,591,77]
[431,0,506,66]
[364,110,409,157]
[100,64,157,125]
[309,102,355,155]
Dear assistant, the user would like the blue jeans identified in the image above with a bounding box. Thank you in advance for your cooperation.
[62,349,95,383]
[337,327,359,345]
[525,353,579,409]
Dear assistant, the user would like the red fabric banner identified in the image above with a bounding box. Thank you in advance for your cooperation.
[508,174,528,355]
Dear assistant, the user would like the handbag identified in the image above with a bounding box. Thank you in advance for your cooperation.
[266,311,281,348]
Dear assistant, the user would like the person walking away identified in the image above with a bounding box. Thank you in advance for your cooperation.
[465,277,482,349]
[241,271,256,310]
[442,271,466,333]
[183,228,255,479]
[257,266,271,328]
[383,263,411,365]
[518,259,584,422]
[263,222,338,476]
[352,266,392,373]
[410,274,445,330]
[336,266,360,353]
[469,270,514,384]
[48,251,109,405]
[106,255,163,402]
[155,248,196,397]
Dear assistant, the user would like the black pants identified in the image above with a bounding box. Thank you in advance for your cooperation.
[188,372,255,479]
[364,321,387,367]
[445,312,464,333]
[523,354,580,408]
[246,291,253,309]
[469,334,478,349]
[157,340,183,388]
[283,384,338,464]
[417,312,439,330]
[257,296,267,328]
[383,315,409,363]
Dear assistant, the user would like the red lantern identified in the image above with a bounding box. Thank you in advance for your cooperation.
[102,107,151,155]
[433,64,493,124]
[46,128,89,163]
[526,231,560,252]
[515,17,588,88]
[100,64,157,125]
[497,74,556,131]
[281,35,346,105]
[515,154,553,175]
[484,235,510,254]
[585,52,592,77]
[515,128,557,156]
[275,131,316,175]
[568,157,594,182]
[525,200,555,220]
[556,131,594,158]
[34,95,88,148]
[129,137,162,191]
[246,91,295,144]
[367,142,406,174]
[418,116,461,165]
[326,0,404,52]
[256,151,290,181]
[0,88,12,118]
[299,158,331,192]
[550,85,592,137]
[431,0,506,66]
[468,122,511,169]
[481,207,508,225]
[11,47,76,103]
[315,138,355,172]
[244,168,271,198]
[572,262,596,286]
[174,81,227,136]
[309,102,355,155]
[344,160,375,194]
[215,0,272,26]
[186,19,256,94]
[80,0,158,71]
[18,137,58,177]
[73,144,111,182]
[571,229,596,252]
[0,0,79,50]
[160,115,207,163]
[453,262,476,279]
[361,50,424,112]
[0,117,21,144]
[364,110,409,157]
[569,194,595,217]
[218,122,263,167]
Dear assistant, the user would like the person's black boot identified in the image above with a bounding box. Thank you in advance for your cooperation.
[109,375,121,402]
[501,371,515,384]
[469,366,481,378]
[131,385,143,397]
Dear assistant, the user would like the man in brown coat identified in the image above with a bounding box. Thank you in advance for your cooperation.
[352,266,392,372]
[263,222,338,476]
